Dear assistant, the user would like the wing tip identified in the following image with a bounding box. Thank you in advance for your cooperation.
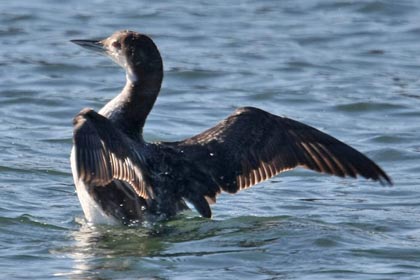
[362,160,393,187]
[378,172,393,187]
[185,194,212,218]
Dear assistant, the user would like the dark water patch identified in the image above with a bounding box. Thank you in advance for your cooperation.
[368,134,412,144]
[334,101,406,113]
[0,214,66,231]
[366,49,385,55]
[0,27,26,37]
[352,247,420,261]
[356,1,414,16]
[400,92,420,100]
[167,67,226,80]
[42,137,72,144]
[0,12,37,23]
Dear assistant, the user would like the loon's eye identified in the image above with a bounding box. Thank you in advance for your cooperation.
[112,41,121,50]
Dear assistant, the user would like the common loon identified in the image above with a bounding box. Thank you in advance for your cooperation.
[70,30,392,225]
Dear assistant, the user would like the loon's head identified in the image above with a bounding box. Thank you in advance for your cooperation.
[71,30,163,83]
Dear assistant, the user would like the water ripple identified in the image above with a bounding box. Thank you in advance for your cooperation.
[0,0,419,279]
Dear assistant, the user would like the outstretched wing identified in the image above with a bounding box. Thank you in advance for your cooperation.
[171,107,391,217]
[72,108,153,200]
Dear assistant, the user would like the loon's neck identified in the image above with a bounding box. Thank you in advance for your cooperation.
[99,70,163,140]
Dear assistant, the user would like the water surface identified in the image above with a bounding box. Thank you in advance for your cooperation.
[1,0,419,279]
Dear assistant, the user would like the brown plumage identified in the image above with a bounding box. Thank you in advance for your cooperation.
[70,30,391,225]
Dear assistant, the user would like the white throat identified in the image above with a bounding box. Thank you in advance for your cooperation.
[126,69,139,84]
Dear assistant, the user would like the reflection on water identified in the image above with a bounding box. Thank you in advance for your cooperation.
[65,219,166,277]
[63,215,292,278]
[59,213,420,279]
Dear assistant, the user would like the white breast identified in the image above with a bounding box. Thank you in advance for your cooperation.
[70,147,119,225]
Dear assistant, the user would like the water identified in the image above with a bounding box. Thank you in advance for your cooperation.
[1,0,419,278]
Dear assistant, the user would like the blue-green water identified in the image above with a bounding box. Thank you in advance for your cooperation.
[1,0,419,279]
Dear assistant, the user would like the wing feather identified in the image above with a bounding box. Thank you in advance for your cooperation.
[72,108,152,200]
[167,106,391,217]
